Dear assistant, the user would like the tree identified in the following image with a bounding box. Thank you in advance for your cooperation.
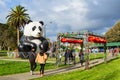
[0,23,17,50]
[3,26,17,50]
[6,5,30,45]
[0,23,8,50]
[105,20,120,42]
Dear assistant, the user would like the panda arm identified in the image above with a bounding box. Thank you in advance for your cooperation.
[39,37,49,53]
[18,41,37,52]
[43,40,49,52]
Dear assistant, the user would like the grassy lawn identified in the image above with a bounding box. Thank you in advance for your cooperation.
[89,53,104,60]
[0,53,106,76]
[59,53,104,63]
[0,60,29,76]
[0,60,56,76]
[32,57,120,80]
[0,50,7,56]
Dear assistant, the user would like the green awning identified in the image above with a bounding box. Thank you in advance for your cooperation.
[92,42,120,47]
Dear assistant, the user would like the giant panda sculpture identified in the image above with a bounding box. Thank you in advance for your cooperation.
[18,20,49,59]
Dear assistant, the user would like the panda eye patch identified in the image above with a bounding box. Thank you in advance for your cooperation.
[39,26,42,31]
[32,26,36,31]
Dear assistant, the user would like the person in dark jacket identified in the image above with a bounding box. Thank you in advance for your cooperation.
[71,49,76,64]
[28,48,37,75]
[64,49,70,65]
[79,50,84,66]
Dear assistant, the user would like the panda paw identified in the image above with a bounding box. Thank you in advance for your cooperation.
[39,44,43,50]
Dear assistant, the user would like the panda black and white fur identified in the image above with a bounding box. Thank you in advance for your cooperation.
[18,20,49,59]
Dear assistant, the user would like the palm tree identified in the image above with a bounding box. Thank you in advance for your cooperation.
[6,5,30,45]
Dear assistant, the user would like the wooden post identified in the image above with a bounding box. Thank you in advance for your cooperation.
[84,31,90,69]
[56,34,60,66]
[81,42,83,53]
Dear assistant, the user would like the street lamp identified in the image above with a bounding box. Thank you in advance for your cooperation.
[44,24,46,38]
[44,22,52,38]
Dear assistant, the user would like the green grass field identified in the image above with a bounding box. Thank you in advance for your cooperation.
[0,60,29,75]
[33,57,120,80]
[0,53,107,76]
[0,60,56,76]
[56,53,104,63]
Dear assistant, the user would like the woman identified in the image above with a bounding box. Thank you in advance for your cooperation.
[35,50,48,77]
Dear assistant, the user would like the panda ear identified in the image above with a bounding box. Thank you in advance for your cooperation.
[27,20,32,24]
[39,21,44,25]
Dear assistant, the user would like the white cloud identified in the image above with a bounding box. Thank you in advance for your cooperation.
[0,0,120,41]
[93,0,98,5]
[48,0,88,32]
[0,0,6,6]
[53,5,69,12]
[0,0,9,23]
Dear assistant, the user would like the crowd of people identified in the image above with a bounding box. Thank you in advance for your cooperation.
[108,47,119,57]
[28,45,120,78]
[64,48,84,66]
[27,46,85,77]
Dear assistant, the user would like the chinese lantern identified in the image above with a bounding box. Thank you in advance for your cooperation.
[67,39,73,43]
[61,38,66,42]
[88,36,95,42]
[77,39,83,44]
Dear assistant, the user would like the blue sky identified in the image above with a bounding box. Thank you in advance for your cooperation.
[0,0,120,42]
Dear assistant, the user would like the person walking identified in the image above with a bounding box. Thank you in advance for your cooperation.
[64,49,70,65]
[111,48,114,57]
[79,50,84,66]
[71,49,76,64]
[28,48,37,75]
[35,50,48,77]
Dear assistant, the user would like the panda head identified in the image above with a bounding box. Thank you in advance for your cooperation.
[24,20,44,37]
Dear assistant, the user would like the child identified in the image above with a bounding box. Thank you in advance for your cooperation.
[35,50,48,77]
[28,48,37,75]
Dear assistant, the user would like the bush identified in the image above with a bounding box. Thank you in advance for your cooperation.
[0,50,7,56]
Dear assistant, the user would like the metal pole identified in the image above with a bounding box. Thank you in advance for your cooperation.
[44,22,52,38]
[104,43,107,63]
[43,24,46,38]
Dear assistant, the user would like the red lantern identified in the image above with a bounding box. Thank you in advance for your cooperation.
[78,39,83,44]
[99,38,107,43]
[67,39,73,43]
[61,38,83,44]
[61,38,66,42]
[73,39,77,43]
[88,36,95,42]
[99,38,103,43]
[103,39,107,43]
[94,37,99,43]
[73,39,83,44]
